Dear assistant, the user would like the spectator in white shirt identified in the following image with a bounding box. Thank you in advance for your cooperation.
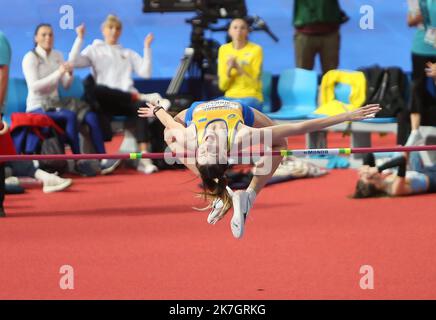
[22,23,119,176]
[69,15,169,174]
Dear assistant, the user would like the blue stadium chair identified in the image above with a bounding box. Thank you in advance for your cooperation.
[261,71,273,113]
[58,77,84,99]
[334,83,351,104]
[3,78,28,125]
[335,76,397,124]
[266,68,318,120]
[309,81,397,123]
[305,81,351,119]
[358,117,397,124]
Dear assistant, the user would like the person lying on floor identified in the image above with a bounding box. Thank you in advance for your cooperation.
[353,151,436,198]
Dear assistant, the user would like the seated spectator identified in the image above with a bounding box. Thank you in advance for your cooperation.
[353,152,436,198]
[22,23,119,176]
[69,15,170,174]
[217,18,263,111]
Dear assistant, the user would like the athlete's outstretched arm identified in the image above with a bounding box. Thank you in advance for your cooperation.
[259,104,381,141]
[138,104,200,175]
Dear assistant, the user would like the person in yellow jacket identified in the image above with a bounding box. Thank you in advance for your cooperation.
[217,18,263,111]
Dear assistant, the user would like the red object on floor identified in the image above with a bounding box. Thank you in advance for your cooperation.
[1,132,436,299]
[0,128,16,163]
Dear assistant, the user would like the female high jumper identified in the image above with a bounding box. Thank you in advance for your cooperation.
[138,100,381,238]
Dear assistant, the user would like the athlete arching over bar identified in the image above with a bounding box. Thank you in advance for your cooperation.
[138,100,381,238]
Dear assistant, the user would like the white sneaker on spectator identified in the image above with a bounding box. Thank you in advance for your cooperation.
[230,189,255,239]
[100,159,121,175]
[42,175,72,193]
[137,158,158,174]
[139,92,160,102]
[35,169,72,193]
[5,176,20,186]
[160,98,171,111]
[139,93,171,111]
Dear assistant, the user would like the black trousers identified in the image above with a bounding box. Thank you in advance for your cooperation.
[410,53,436,114]
[94,85,150,143]
[397,106,436,145]
[397,53,436,145]
[6,161,36,177]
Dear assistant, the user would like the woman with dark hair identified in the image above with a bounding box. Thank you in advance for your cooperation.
[22,23,118,175]
[138,99,380,238]
[353,152,436,198]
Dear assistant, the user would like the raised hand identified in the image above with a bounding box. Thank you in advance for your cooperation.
[227,56,237,68]
[137,102,157,118]
[425,62,436,78]
[59,62,73,74]
[347,104,381,121]
[144,33,154,48]
[76,23,85,39]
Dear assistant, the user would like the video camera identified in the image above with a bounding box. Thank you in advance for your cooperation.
[143,0,247,19]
